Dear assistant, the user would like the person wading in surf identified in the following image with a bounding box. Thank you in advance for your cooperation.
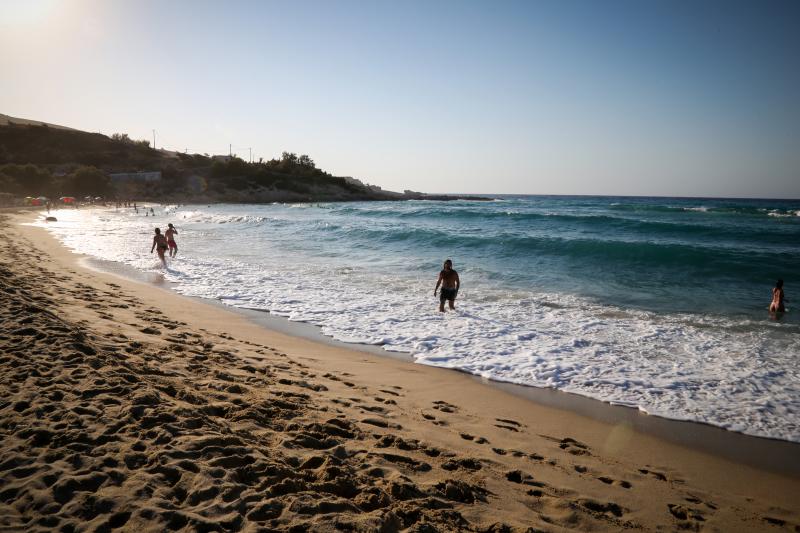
[434,259,460,312]
[150,227,169,268]
[770,279,786,314]
[165,223,178,258]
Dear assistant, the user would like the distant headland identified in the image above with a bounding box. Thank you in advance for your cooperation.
[0,114,492,205]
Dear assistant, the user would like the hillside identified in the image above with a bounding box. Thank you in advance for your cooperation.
[0,116,459,204]
[0,113,77,130]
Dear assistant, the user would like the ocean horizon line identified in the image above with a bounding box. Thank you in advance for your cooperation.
[432,193,800,202]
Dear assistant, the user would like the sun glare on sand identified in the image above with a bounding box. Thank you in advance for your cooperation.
[0,0,58,25]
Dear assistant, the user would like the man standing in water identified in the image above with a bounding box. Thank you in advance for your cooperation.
[434,259,460,312]
[165,223,178,257]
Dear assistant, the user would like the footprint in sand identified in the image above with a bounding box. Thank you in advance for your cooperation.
[432,400,458,413]
[361,405,388,414]
[441,458,482,472]
[591,473,632,489]
[683,494,717,510]
[373,396,397,406]
[638,467,668,481]
[375,435,442,458]
[376,452,432,472]
[433,479,491,504]
[668,502,708,525]
[558,437,591,456]
[580,499,626,519]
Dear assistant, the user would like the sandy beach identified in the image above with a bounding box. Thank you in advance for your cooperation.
[1,210,799,532]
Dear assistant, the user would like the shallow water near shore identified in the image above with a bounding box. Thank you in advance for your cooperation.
[35,195,800,442]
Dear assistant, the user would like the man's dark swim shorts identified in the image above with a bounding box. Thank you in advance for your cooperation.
[440,288,457,302]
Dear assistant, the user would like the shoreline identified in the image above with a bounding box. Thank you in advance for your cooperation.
[79,256,414,363]
[4,209,800,531]
[79,239,800,477]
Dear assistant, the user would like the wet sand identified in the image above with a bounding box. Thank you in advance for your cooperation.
[2,210,799,532]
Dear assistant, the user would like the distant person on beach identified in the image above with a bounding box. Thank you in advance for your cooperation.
[770,279,785,313]
[165,223,178,257]
[150,227,169,267]
[434,259,460,312]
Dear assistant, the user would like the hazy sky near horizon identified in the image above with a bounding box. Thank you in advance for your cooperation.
[1,0,798,197]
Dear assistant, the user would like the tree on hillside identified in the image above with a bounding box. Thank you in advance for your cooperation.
[66,166,111,197]
[298,154,315,168]
[112,133,150,149]
[211,156,250,179]
[0,164,52,195]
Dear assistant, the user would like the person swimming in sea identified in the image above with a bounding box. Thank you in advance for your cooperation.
[150,227,169,267]
[769,279,785,313]
[165,223,178,258]
[434,259,460,312]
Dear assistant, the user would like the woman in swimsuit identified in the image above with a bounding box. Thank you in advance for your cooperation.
[165,223,178,257]
[769,279,785,313]
[150,227,169,267]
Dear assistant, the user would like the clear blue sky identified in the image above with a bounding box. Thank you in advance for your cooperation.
[1,0,798,197]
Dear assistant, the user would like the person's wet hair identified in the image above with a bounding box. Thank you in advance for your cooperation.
[155,227,161,234]
[777,279,784,289]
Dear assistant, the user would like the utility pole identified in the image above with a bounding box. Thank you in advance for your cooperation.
[152,129,156,150]
[229,144,232,157]
[249,147,252,163]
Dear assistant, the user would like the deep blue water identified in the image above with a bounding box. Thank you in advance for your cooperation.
[333,195,800,319]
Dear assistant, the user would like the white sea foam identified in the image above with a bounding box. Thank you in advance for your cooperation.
[767,209,800,218]
[32,205,800,443]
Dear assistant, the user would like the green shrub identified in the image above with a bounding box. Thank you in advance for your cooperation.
[66,166,111,196]
[0,163,52,195]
